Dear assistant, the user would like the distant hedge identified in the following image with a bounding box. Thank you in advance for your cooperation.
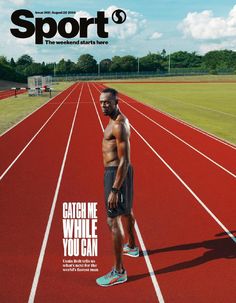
[1,50,236,81]
[0,63,26,83]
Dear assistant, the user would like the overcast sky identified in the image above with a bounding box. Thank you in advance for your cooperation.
[0,0,236,63]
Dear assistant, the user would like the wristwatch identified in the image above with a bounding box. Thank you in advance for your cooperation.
[111,187,119,194]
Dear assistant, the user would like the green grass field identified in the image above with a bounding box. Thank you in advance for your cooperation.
[101,74,236,82]
[0,82,73,135]
[1,77,236,145]
[105,81,236,144]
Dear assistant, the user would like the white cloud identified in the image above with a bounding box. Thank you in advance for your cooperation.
[150,32,163,39]
[105,5,146,39]
[0,4,164,62]
[9,0,28,5]
[199,40,236,54]
[179,5,236,40]
[72,6,146,40]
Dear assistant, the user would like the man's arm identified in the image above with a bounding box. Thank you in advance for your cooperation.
[108,121,130,209]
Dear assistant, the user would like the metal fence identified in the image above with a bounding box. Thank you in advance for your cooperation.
[52,68,235,82]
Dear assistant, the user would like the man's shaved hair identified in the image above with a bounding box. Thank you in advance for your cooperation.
[101,87,118,99]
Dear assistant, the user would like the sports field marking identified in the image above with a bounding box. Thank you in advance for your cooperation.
[131,125,236,245]
[95,82,236,150]
[28,83,84,303]
[91,83,236,245]
[155,94,236,118]
[88,83,165,303]
[0,83,80,181]
[0,91,15,97]
[137,98,236,149]
[92,83,236,178]
[1,83,78,137]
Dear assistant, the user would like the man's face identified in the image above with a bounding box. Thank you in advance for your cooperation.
[100,92,117,116]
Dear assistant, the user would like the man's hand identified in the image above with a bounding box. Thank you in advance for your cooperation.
[108,191,119,209]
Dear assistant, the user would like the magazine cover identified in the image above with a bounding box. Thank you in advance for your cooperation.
[0,0,236,302]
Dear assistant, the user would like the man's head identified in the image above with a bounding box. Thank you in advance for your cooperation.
[100,88,118,116]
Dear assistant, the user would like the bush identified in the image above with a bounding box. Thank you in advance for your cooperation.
[209,69,218,75]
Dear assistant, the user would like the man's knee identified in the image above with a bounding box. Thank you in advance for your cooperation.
[107,217,113,230]
[124,212,135,224]
[107,216,122,234]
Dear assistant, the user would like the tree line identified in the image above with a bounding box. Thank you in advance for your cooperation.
[1,50,236,82]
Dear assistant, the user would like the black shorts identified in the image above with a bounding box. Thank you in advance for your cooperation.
[104,165,134,218]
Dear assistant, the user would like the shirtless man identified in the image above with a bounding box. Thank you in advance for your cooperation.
[96,87,139,287]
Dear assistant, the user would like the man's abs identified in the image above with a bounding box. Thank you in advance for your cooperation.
[102,137,120,167]
[103,150,120,167]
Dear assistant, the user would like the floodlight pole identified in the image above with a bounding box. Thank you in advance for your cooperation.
[98,61,100,76]
[137,57,140,73]
[168,52,171,74]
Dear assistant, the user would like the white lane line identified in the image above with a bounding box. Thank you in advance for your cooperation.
[130,125,236,245]
[154,94,236,118]
[1,83,78,137]
[88,83,165,303]
[91,83,236,244]
[28,83,84,303]
[96,82,236,150]
[138,100,236,149]
[0,83,80,181]
[93,83,236,178]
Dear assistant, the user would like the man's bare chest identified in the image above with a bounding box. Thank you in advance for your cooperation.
[104,123,114,140]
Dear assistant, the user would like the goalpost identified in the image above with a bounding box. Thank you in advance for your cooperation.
[27,75,52,96]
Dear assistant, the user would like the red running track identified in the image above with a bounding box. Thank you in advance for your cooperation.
[0,82,235,303]
[0,89,26,100]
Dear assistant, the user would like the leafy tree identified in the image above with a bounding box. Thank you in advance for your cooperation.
[77,54,97,73]
[139,52,165,72]
[0,62,26,82]
[44,63,56,75]
[10,57,16,67]
[161,49,167,58]
[100,58,112,73]
[0,56,8,65]
[16,54,33,66]
[170,51,202,68]
[119,56,137,72]
[110,56,122,72]
[203,50,236,70]
[66,59,77,74]
[54,59,77,74]
[23,63,44,76]
[56,59,67,74]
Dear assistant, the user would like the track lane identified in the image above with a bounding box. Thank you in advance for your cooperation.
[89,83,236,303]
[129,132,236,303]
[88,83,164,301]
[0,83,79,178]
[92,83,236,231]
[0,89,26,100]
[1,81,235,303]
[33,83,160,303]
[1,83,77,137]
[96,82,236,173]
[0,84,83,303]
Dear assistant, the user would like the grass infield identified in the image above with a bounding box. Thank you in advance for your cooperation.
[0,82,74,135]
[1,77,236,145]
[100,74,236,83]
[105,80,236,145]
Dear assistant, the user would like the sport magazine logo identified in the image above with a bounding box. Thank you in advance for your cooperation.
[10,9,127,45]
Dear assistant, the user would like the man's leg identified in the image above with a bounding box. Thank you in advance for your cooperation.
[107,216,124,273]
[122,210,136,248]
[96,215,127,286]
